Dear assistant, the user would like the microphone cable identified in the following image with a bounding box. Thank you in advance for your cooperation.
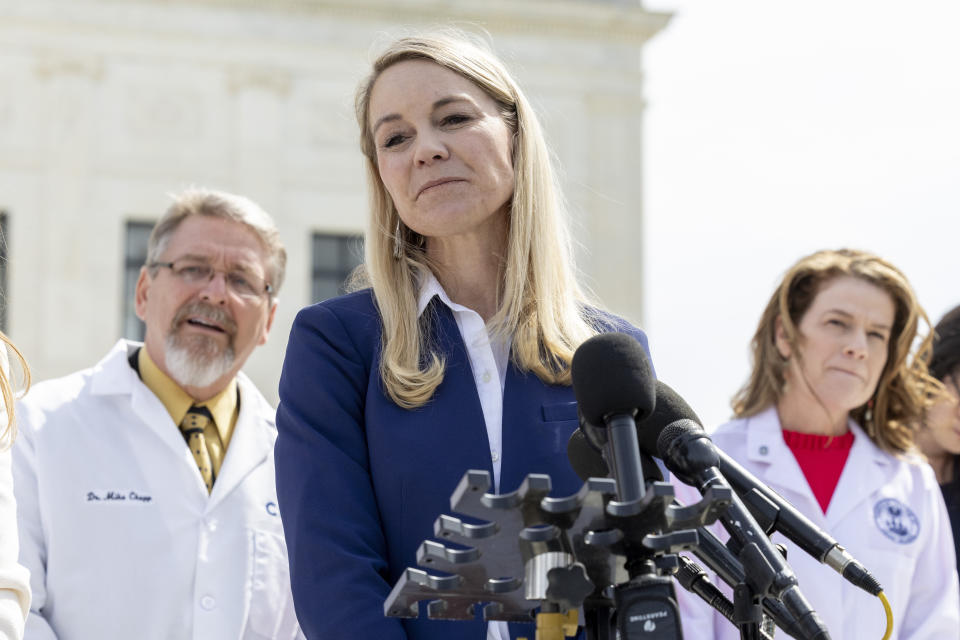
[835,550,892,639]
[878,591,893,640]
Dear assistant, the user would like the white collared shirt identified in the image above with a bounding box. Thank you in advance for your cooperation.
[417,272,512,640]
[417,272,511,492]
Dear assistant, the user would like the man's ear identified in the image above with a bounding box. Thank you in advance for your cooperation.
[258,300,278,346]
[134,267,150,321]
[774,315,792,360]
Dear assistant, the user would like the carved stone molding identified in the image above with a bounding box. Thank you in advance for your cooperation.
[123,86,205,140]
[33,51,105,82]
[226,66,293,97]
[89,0,671,44]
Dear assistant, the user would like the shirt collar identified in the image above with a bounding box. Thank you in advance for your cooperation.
[137,347,238,442]
[417,269,460,318]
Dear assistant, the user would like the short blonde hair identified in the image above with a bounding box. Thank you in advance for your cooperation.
[147,188,287,296]
[732,248,936,454]
[354,31,602,407]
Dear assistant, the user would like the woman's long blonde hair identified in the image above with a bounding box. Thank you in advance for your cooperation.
[732,249,936,455]
[0,331,29,448]
[354,31,601,407]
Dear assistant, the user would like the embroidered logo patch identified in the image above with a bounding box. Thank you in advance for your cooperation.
[873,498,919,544]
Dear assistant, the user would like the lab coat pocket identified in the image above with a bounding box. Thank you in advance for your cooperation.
[243,528,301,640]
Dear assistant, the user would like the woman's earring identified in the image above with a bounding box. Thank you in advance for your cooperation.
[393,220,403,260]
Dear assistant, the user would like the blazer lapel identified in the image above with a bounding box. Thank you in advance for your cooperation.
[429,301,493,475]
[500,360,580,497]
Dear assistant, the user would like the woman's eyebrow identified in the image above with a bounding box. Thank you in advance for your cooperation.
[371,95,477,134]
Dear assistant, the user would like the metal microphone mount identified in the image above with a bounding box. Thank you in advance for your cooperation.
[384,470,732,640]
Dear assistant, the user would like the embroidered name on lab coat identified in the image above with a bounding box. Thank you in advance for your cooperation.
[873,498,919,544]
[86,491,153,503]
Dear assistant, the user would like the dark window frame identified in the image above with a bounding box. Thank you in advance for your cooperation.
[123,220,155,342]
[311,232,364,304]
[0,212,8,333]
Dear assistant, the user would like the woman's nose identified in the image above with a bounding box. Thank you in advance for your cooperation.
[414,131,449,166]
[843,332,868,359]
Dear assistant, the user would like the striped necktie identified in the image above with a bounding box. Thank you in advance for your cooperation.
[179,406,221,493]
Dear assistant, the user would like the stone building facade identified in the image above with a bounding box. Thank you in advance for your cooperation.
[0,0,668,401]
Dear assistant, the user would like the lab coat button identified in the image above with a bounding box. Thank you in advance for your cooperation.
[759,446,769,456]
[200,595,216,610]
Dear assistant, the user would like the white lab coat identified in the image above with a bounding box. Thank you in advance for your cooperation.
[677,407,960,639]
[12,340,302,640]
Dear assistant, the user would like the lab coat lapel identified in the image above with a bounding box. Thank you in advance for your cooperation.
[207,374,271,511]
[824,421,893,527]
[744,408,822,518]
[91,341,195,464]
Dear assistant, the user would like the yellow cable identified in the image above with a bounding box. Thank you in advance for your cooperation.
[878,591,893,640]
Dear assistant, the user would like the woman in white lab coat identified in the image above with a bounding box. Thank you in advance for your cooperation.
[679,249,960,639]
[0,333,30,640]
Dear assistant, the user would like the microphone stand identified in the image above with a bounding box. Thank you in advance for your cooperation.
[686,524,803,639]
[383,469,735,640]
[384,412,788,639]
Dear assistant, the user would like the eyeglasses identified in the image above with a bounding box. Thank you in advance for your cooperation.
[149,258,273,300]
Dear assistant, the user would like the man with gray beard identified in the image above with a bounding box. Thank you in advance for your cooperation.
[12,189,304,640]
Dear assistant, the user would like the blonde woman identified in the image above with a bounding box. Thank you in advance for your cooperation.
[679,249,959,639]
[0,334,30,640]
[274,33,651,640]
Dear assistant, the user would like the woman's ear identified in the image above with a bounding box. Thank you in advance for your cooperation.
[774,315,792,360]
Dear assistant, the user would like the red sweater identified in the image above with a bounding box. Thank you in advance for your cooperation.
[782,429,855,514]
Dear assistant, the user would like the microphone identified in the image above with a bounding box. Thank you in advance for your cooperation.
[570,333,656,503]
[566,427,613,481]
[567,388,809,637]
[654,420,830,640]
[642,382,882,597]
[567,418,664,484]
[568,424,808,637]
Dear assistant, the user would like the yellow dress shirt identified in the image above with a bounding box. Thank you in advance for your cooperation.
[138,347,238,478]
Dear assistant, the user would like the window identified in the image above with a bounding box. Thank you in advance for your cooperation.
[311,233,364,303]
[0,212,7,333]
[123,221,154,341]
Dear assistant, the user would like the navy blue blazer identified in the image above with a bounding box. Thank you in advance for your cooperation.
[275,289,651,639]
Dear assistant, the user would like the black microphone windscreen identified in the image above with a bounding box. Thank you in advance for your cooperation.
[571,333,656,426]
[567,429,610,480]
[656,419,703,460]
[636,381,703,457]
[567,428,664,483]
